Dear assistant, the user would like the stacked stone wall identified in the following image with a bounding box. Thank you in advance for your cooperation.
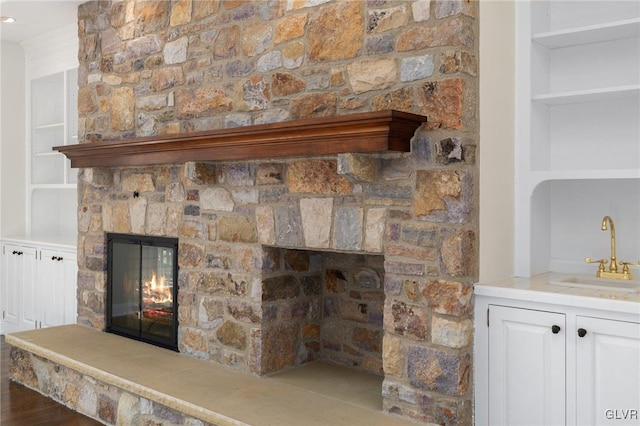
[259,249,325,374]
[321,252,385,374]
[74,0,479,423]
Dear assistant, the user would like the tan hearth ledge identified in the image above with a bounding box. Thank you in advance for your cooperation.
[6,325,417,426]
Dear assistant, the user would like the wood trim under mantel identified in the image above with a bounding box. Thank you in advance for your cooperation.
[54,110,427,168]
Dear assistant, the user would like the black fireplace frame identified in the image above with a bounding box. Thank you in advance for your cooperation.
[106,233,179,351]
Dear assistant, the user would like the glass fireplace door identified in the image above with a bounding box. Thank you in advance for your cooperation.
[109,240,142,335]
[107,233,178,351]
[140,244,175,342]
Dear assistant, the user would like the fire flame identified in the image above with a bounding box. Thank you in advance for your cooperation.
[143,273,172,305]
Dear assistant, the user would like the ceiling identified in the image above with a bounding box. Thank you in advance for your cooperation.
[0,0,85,43]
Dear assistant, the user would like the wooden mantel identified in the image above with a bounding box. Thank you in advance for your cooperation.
[54,110,426,168]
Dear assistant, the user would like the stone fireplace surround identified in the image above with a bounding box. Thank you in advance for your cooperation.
[63,109,476,424]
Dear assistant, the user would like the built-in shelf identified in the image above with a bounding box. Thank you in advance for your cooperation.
[54,110,427,168]
[532,84,640,105]
[34,123,65,130]
[529,169,640,188]
[532,18,640,48]
[516,1,640,278]
[29,184,77,190]
[28,62,79,238]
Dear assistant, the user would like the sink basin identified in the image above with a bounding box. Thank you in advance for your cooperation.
[549,275,640,293]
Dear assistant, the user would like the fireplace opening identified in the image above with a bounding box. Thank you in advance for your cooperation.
[261,249,385,376]
[106,233,179,351]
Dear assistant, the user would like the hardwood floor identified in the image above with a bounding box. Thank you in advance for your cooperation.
[1,335,102,426]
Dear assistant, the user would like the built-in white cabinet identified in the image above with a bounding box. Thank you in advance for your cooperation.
[475,285,640,426]
[0,239,77,333]
[516,0,640,277]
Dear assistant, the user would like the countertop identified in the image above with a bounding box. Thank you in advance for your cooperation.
[1,235,77,248]
[475,272,640,315]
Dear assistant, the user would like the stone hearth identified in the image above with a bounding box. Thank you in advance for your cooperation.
[7,325,417,425]
[33,1,480,424]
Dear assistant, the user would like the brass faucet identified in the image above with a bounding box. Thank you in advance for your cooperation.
[585,215,635,280]
[602,215,618,273]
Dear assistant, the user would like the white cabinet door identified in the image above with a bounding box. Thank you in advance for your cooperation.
[40,249,64,328]
[576,316,640,425]
[489,305,566,426]
[1,244,23,333]
[18,246,39,330]
[60,251,78,325]
[40,248,77,328]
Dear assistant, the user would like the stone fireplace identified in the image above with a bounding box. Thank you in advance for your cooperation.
[69,1,479,424]
[73,122,475,423]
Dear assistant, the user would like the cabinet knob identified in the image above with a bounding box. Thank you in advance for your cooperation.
[12,251,23,255]
[51,256,57,261]
[578,328,587,338]
[551,325,561,334]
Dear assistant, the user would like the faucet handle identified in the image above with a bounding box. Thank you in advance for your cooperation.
[619,261,637,274]
[585,257,608,272]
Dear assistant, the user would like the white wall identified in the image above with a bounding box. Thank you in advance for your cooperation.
[478,1,516,282]
[0,40,27,237]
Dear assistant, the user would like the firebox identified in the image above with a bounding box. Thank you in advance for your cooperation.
[106,233,179,351]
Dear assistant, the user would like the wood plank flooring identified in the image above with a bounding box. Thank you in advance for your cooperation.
[1,334,102,426]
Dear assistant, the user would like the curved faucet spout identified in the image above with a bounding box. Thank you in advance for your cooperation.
[601,216,618,273]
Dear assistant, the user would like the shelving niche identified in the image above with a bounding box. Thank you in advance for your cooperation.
[516,1,640,277]
[28,68,78,238]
